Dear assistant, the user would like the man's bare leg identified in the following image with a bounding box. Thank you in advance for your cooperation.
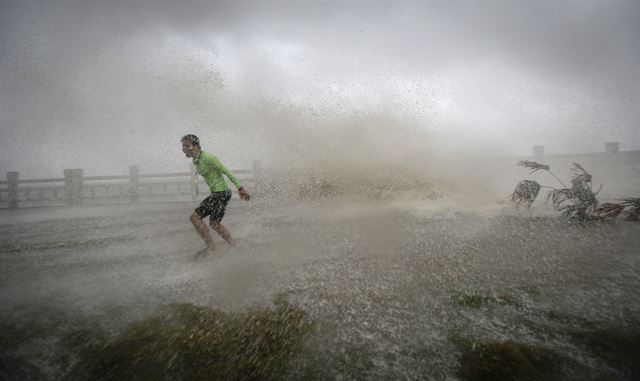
[190,211,215,253]
[210,220,235,246]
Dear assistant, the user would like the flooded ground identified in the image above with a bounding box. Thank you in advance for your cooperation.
[1,196,639,380]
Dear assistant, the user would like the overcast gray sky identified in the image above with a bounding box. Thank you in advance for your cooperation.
[1,0,639,178]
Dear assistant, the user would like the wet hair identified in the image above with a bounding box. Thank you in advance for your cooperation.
[181,134,200,147]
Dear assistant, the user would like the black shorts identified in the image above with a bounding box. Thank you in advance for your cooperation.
[195,189,232,222]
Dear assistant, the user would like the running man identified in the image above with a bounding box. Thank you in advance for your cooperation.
[181,134,250,255]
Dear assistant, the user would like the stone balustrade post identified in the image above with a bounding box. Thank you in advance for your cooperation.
[129,166,139,202]
[7,172,19,209]
[64,168,83,206]
[252,160,262,189]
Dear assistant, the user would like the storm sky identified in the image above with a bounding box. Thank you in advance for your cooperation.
[1,0,639,178]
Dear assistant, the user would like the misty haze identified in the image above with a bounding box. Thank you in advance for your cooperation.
[1,1,639,380]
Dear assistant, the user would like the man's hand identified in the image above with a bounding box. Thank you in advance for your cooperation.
[239,187,251,201]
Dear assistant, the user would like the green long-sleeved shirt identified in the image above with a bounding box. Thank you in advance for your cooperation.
[193,151,242,193]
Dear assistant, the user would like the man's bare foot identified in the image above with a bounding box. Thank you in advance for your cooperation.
[195,246,215,258]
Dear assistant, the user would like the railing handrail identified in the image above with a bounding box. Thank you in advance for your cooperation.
[1,162,262,208]
[1,168,257,185]
[0,178,65,185]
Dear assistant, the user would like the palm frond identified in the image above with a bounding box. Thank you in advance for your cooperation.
[619,197,640,206]
[593,203,626,222]
[620,197,640,221]
[546,188,572,209]
[572,162,587,174]
[511,180,541,207]
[518,160,550,173]
[570,162,591,181]
[517,160,567,187]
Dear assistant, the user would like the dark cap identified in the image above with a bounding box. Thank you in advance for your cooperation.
[181,134,200,146]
